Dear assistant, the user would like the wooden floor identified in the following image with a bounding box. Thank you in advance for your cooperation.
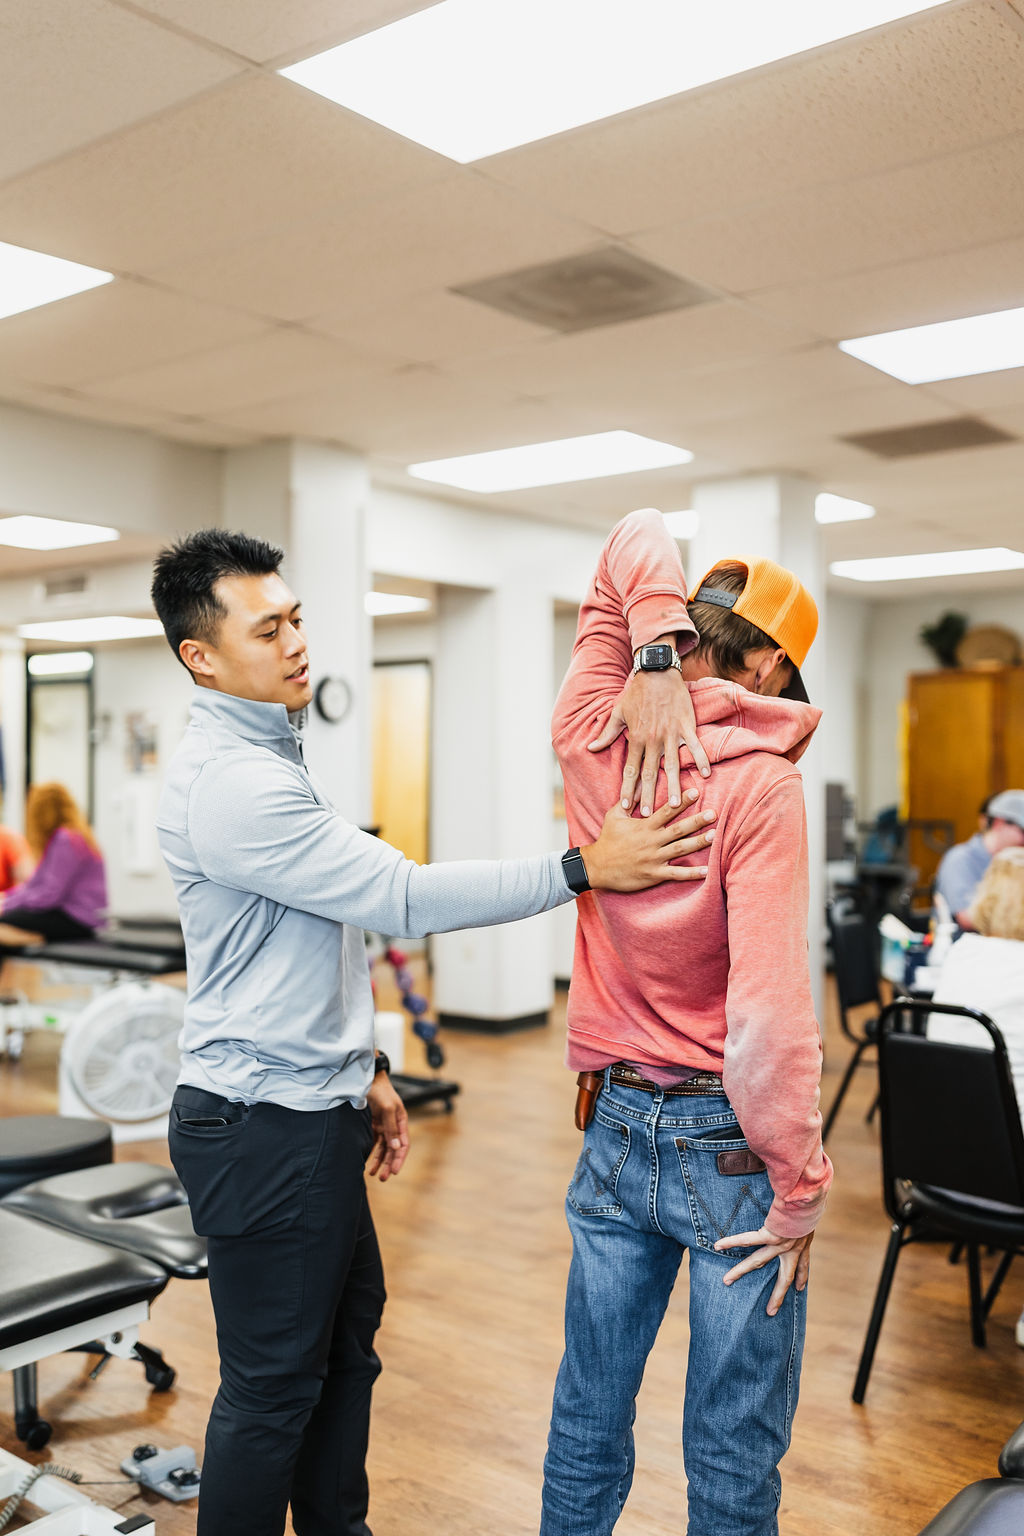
[2,969,1023,1534]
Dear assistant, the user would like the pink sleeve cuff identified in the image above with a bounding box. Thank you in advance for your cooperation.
[625,592,698,655]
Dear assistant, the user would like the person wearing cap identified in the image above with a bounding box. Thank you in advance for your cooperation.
[934,788,1024,931]
[540,508,831,1536]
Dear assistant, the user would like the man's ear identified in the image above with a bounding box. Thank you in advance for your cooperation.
[179,638,214,681]
[753,647,788,692]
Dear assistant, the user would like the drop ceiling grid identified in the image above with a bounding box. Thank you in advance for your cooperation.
[0,72,451,273]
[475,1,1020,235]
[0,0,243,183]
[116,0,437,67]
[144,171,605,324]
[742,234,1024,340]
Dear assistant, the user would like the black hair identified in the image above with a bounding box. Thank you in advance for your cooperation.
[151,528,284,671]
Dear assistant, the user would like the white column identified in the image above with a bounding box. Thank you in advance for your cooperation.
[222,441,372,822]
[690,475,827,1020]
[0,632,26,832]
[431,582,557,1028]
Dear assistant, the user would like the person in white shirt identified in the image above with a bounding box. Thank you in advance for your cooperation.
[928,847,1024,1341]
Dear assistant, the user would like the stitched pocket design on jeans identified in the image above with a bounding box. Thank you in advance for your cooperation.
[568,1117,630,1217]
[674,1133,771,1252]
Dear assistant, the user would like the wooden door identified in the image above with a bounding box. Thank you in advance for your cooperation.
[372,661,430,866]
[1003,669,1024,790]
[906,671,998,885]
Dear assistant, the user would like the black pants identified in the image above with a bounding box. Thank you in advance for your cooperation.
[169,1086,386,1536]
[1,906,93,942]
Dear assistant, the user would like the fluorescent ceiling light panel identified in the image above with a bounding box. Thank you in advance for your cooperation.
[661,509,700,539]
[0,516,120,550]
[0,241,113,321]
[840,306,1024,384]
[281,1,945,162]
[19,617,165,643]
[365,593,432,616]
[27,651,94,677]
[409,431,692,492]
[815,493,876,524]
[830,548,1024,583]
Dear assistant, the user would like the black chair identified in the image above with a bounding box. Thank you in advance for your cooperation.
[822,903,883,1142]
[853,999,1024,1404]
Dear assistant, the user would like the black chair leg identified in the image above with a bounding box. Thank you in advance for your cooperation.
[865,1090,880,1126]
[13,1362,52,1449]
[854,1221,905,1403]
[966,1243,987,1347]
[983,1250,1015,1319]
[948,1241,964,1265]
[823,1040,868,1143]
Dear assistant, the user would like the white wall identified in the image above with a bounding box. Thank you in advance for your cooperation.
[863,587,1024,815]
[91,639,194,917]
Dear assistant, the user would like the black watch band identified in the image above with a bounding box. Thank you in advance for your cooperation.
[562,846,591,896]
[374,1050,391,1077]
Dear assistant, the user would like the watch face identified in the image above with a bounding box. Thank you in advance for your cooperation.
[640,644,673,669]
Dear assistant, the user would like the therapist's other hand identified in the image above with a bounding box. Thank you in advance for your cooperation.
[366,1073,410,1181]
[588,663,711,814]
[581,797,716,894]
[714,1226,813,1316]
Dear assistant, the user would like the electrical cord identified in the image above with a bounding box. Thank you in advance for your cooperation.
[0,1464,82,1530]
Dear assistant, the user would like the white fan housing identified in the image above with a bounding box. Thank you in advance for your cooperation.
[59,981,184,1143]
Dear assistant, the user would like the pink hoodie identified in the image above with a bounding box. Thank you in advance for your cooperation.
[553,509,833,1239]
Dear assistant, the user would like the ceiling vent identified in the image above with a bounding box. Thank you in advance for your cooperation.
[451,246,717,333]
[42,573,89,602]
[841,417,1015,459]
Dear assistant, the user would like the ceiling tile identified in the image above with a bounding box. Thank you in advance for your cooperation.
[0,380,179,433]
[212,367,595,461]
[316,288,551,363]
[745,235,1024,339]
[152,173,599,322]
[0,73,447,273]
[480,4,1024,235]
[83,327,382,415]
[631,132,1024,294]
[443,301,819,400]
[0,0,241,183]
[124,1,435,65]
[923,365,1024,412]
[0,280,265,387]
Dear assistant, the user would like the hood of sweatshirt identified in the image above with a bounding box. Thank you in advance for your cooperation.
[676,676,821,769]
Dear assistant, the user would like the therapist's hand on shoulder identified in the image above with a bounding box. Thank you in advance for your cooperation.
[588,649,711,814]
[366,1070,409,1182]
[581,794,716,893]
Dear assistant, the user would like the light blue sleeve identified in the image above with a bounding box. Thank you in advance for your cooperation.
[186,749,573,938]
[935,844,979,920]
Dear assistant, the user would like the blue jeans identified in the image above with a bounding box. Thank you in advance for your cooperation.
[541,1073,806,1536]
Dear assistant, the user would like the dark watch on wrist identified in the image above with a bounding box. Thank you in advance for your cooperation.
[633,642,682,676]
[374,1050,391,1077]
[561,847,591,896]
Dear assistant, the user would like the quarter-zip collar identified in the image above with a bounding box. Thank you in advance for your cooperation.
[190,687,306,765]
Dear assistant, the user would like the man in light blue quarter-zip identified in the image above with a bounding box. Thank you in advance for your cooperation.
[150,528,715,1536]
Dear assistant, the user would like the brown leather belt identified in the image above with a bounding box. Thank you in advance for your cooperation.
[574,1064,725,1131]
[609,1064,726,1096]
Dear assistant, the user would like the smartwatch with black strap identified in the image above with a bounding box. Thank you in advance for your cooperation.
[561,846,591,896]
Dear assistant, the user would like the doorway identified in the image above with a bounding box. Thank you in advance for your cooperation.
[372,660,431,866]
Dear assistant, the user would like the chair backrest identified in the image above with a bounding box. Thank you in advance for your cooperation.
[828,905,882,1018]
[877,999,1024,1217]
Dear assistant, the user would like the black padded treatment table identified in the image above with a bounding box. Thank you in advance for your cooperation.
[1,1161,208,1447]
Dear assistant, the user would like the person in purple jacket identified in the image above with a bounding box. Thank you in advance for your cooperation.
[0,781,107,947]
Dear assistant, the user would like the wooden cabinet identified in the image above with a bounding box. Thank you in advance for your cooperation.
[906,667,1024,887]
